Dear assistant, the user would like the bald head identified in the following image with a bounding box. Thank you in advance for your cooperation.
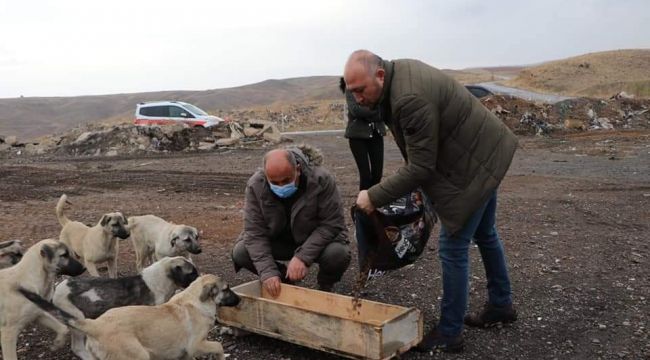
[343,50,385,107]
[345,50,383,75]
[264,149,299,186]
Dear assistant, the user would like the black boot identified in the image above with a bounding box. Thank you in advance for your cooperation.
[464,302,518,328]
[414,327,464,353]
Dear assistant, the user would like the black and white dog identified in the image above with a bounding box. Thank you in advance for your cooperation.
[51,256,199,359]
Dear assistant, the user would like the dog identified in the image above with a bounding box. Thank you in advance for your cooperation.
[52,256,199,359]
[21,274,240,360]
[128,214,201,272]
[56,194,130,278]
[0,239,85,360]
[0,240,24,268]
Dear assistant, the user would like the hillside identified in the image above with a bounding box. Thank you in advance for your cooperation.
[0,76,341,140]
[0,69,502,140]
[505,49,650,98]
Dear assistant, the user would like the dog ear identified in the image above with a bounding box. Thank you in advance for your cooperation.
[40,244,55,261]
[100,215,111,226]
[170,236,178,248]
[0,240,16,250]
[199,283,218,302]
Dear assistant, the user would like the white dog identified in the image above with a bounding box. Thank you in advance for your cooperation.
[128,215,201,272]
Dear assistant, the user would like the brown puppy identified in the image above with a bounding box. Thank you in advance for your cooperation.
[21,274,240,360]
[0,239,85,360]
[56,194,130,278]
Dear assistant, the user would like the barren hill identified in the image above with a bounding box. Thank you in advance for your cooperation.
[0,69,503,140]
[0,76,341,140]
[505,49,650,98]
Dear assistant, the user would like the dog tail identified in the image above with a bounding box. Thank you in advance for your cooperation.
[18,287,97,336]
[55,194,70,226]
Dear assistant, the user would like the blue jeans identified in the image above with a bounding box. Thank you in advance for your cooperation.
[437,190,513,337]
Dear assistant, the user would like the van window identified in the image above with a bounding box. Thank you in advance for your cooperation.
[140,106,168,117]
[169,106,193,118]
[183,104,208,116]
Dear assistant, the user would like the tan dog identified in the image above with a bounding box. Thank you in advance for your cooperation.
[56,194,130,278]
[21,274,240,360]
[0,239,85,360]
[128,214,201,272]
[0,240,24,269]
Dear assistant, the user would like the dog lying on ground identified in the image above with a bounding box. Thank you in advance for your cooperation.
[128,214,202,272]
[0,239,85,360]
[0,240,24,269]
[52,256,199,359]
[56,194,130,278]
[21,274,240,360]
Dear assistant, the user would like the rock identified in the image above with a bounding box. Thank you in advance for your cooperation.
[263,131,282,144]
[106,150,118,157]
[243,127,261,137]
[592,118,614,130]
[161,124,186,138]
[216,138,240,146]
[564,119,585,130]
[587,109,596,120]
[611,91,634,100]
[5,136,17,146]
[74,132,94,144]
[198,142,215,150]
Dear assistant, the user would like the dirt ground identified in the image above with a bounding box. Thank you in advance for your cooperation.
[0,130,648,360]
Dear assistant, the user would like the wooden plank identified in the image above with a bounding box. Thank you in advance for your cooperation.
[380,308,423,359]
[218,280,422,360]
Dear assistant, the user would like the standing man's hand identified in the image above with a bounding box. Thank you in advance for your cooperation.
[263,276,281,298]
[286,256,308,282]
[356,190,376,214]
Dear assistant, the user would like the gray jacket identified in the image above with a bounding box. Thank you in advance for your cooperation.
[238,145,348,281]
[344,91,386,139]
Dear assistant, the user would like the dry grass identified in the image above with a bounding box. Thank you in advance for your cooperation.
[505,49,650,98]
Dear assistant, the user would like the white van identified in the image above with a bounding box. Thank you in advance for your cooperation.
[134,101,224,128]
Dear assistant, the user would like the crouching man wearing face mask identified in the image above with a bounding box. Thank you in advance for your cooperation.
[232,145,351,297]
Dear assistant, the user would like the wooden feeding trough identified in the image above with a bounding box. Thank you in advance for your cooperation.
[217,280,423,359]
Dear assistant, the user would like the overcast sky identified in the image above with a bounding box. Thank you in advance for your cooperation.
[0,0,648,98]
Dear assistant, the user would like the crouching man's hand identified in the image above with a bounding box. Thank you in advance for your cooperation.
[356,190,376,214]
[287,256,308,282]
[263,276,281,298]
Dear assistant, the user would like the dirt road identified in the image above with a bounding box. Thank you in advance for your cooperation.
[0,130,648,359]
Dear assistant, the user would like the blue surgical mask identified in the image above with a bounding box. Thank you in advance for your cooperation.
[270,182,298,198]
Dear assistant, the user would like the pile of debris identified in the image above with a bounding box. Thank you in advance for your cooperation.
[0,120,287,157]
[481,95,650,135]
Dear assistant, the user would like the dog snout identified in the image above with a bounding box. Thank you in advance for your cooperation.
[220,289,241,307]
[115,228,130,239]
[61,257,86,276]
[189,245,202,255]
[183,268,199,287]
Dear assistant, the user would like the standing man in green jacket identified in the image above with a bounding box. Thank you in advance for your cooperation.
[344,50,518,352]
